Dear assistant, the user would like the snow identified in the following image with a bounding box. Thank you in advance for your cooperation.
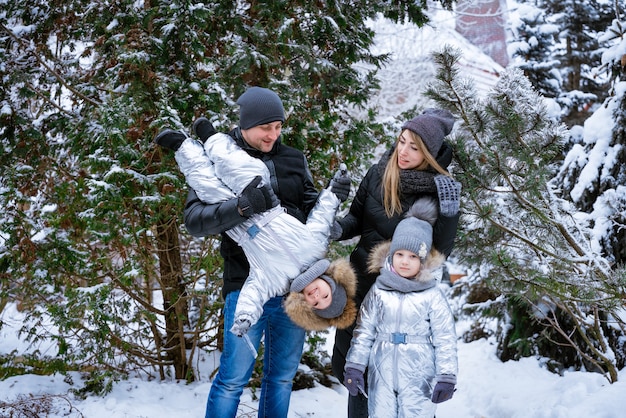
[1,301,625,418]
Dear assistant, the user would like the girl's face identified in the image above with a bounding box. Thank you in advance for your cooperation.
[396,130,425,170]
[302,277,332,310]
[392,249,421,278]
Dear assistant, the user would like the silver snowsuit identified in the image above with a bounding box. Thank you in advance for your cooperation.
[345,249,457,418]
[174,133,340,327]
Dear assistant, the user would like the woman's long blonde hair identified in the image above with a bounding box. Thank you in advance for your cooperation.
[382,129,450,217]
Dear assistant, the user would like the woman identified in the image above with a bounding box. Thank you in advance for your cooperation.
[330,108,461,417]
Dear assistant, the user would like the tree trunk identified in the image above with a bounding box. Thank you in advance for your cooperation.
[155,217,191,381]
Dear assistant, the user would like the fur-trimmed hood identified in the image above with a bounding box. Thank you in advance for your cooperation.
[284,258,358,331]
[367,241,446,284]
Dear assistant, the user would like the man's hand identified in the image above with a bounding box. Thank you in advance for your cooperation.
[329,163,351,202]
[238,176,278,217]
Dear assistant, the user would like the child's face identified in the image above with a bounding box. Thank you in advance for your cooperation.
[302,278,332,310]
[392,250,421,278]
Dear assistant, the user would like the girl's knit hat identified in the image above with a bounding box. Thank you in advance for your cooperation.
[401,108,455,157]
[389,198,439,259]
[236,87,285,129]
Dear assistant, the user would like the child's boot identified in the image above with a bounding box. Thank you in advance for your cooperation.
[192,117,217,143]
[153,129,186,151]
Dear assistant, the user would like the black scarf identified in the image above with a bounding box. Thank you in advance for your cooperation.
[377,148,438,199]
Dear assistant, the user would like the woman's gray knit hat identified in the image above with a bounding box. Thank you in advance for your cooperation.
[401,108,455,157]
[236,87,285,129]
[290,258,347,319]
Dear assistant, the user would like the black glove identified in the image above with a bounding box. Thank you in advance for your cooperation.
[329,163,351,202]
[434,174,461,217]
[431,381,455,403]
[343,367,365,397]
[264,183,280,209]
[329,220,343,241]
[238,176,278,218]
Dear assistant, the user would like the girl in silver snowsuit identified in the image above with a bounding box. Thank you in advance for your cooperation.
[172,131,353,335]
[344,198,458,417]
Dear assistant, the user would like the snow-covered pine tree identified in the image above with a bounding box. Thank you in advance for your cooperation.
[509,3,562,100]
[551,10,626,372]
[555,13,626,267]
[426,46,625,383]
[527,0,615,127]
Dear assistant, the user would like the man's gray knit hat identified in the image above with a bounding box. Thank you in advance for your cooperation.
[236,87,285,129]
[389,198,438,260]
[290,258,347,319]
[401,108,455,157]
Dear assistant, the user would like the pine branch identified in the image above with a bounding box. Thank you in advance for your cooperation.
[1,23,101,108]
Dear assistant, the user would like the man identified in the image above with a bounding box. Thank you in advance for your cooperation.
[184,87,350,418]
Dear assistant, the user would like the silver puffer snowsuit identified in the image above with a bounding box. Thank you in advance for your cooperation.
[345,242,458,418]
[174,133,341,328]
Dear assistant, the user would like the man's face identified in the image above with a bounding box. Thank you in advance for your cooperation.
[240,121,282,153]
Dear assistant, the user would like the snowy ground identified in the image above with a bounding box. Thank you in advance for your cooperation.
[1,300,624,418]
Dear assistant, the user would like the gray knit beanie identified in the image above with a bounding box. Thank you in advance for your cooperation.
[401,108,455,157]
[389,198,438,260]
[290,258,347,319]
[236,87,285,129]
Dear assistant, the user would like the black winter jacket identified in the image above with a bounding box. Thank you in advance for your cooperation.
[183,128,319,298]
[336,142,460,306]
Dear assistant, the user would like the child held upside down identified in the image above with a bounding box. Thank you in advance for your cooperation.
[154,122,356,335]
[343,197,458,417]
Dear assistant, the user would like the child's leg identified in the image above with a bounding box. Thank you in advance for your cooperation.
[203,133,270,196]
[174,136,237,203]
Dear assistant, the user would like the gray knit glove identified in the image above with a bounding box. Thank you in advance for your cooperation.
[434,174,461,217]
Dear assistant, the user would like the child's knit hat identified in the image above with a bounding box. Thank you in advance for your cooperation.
[401,108,455,157]
[236,87,285,129]
[284,258,357,331]
[290,259,347,319]
[389,198,439,260]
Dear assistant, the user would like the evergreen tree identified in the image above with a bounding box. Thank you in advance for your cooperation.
[427,46,625,382]
[509,4,562,99]
[0,0,452,391]
[554,12,626,267]
[534,0,615,126]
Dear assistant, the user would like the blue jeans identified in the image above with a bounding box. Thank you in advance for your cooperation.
[205,291,306,418]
